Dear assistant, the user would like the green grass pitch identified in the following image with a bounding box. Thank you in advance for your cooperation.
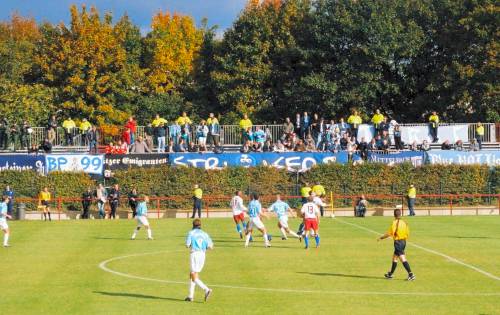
[1,216,499,315]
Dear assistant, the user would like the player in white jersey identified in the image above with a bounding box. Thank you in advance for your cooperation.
[230,191,248,238]
[245,193,270,248]
[131,195,153,240]
[300,194,321,249]
[185,219,214,302]
[268,194,301,240]
[0,196,12,247]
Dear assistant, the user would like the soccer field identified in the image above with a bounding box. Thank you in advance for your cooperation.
[1,216,499,315]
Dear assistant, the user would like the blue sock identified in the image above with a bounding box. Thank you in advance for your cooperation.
[315,235,320,246]
[236,224,241,233]
[242,222,247,229]
[304,236,309,248]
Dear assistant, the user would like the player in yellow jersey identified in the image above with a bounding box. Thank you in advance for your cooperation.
[378,207,415,281]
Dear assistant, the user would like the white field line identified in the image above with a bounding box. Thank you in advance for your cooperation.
[335,218,500,281]
[98,250,500,297]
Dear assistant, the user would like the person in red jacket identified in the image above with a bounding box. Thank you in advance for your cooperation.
[122,127,131,146]
[125,116,137,144]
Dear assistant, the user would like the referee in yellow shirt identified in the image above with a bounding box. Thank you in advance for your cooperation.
[191,184,203,219]
[378,207,415,281]
[38,187,52,221]
[300,182,311,205]
[312,182,326,216]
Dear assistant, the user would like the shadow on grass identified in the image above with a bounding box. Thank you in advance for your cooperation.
[446,236,495,239]
[93,291,192,302]
[297,272,403,281]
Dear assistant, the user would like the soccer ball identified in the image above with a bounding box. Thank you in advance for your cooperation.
[267,235,272,241]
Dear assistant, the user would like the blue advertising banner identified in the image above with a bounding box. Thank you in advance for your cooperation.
[45,154,104,174]
[367,151,425,166]
[426,150,500,166]
[0,155,45,174]
[169,152,349,171]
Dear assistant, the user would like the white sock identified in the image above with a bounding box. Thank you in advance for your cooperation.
[194,278,208,291]
[245,233,251,246]
[3,232,9,246]
[131,228,139,239]
[147,228,152,239]
[263,233,269,245]
[280,228,287,238]
[289,230,300,238]
[189,280,195,298]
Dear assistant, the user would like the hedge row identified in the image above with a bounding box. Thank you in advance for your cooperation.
[0,164,497,210]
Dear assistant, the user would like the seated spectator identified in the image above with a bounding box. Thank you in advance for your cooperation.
[176,138,188,152]
[105,142,115,154]
[28,143,39,155]
[381,130,391,147]
[340,134,349,150]
[374,135,383,149]
[328,139,341,153]
[355,195,368,217]
[240,140,252,153]
[129,136,150,154]
[358,137,368,160]
[117,140,128,154]
[283,134,296,151]
[347,138,357,159]
[166,139,175,153]
[253,127,266,152]
[39,138,52,154]
[368,138,378,151]
[188,142,198,153]
[294,139,306,152]
[243,127,253,144]
[469,138,480,151]
[409,141,418,151]
[441,140,452,150]
[305,135,316,152]
[454,140,464,151]
[274,141,285,152]
[420,140,430,151]
[263,140,274,152]
[380,139,390,152]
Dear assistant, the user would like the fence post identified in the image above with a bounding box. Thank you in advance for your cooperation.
[206,199,210,218]
[449,196,453,216]
[57,197,62,220]
[330,192,334,217]
[401,195,405,216]
[156,197,160,219]
[498,194,500,216]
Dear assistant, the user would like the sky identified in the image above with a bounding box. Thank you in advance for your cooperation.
[0,0,248,35]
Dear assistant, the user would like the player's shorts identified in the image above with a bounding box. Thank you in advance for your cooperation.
[304,218,318,231]
[233,212,245,223]
[41,200,50,207]
[248,217,265,230]
[0,220,8,230]
[394,240,406,256]
[278,216,289,229]
[136,215,149,226]
[190,251,206,273]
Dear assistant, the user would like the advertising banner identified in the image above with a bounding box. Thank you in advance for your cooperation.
[45,154,104,174]
[169,152,349,171]
[0,155,45,174]
[426,150,500,166]
[400,124,469,144]
[367,151,426,166]
[104,154,169,170]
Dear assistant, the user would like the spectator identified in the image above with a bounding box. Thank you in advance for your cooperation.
[420,140,430,151]
[144,123,154,150]
[188,142,198,152]
[62,117,76,146]
[128,188,138,218]
[124,116,137,145]
[329,139,341,153]
[9,123,19,152]
[196,120,209,152]
[253,127,266,152]
[454,140,464,151]
[130,136,151,153]
[87,126,99,154]
[407,184,416,216]
[283,134,295,151]
[169,121,181,146]
[338,118,348,137]
[265,128,273,143]
[105,142,115,154]
[96,184,107,219]
[239,114,253,144]
[340,133,349,150]
[79,118,92,145]
[428,111,439,143]
[152,113,168,128]
[20,120,32,149]
[381,117,390,135]
[358,137,368,160]
[441,140,452,150]
[3,186,14,216]
[381,130,392,147]
[294,113,301,136]
[294,139,306,152]
[347,137,357,159]
[475,122,484,150]
[176,111,192,128]
[263,140,274,152]
[117,140,128,154]
[282,117,294,141]
[240,140,252,153]
[122,127,131,147]
[347,110,362,138]
[0,118,8,149]
[305,134,316,152]
[157,122,166,153]
[39,138,52,154]
[179,127,190,146]
[47,115,57,144]
[371,109,384,136]
[368,138,378,151]
[300,111,311,139]
[81,187,93,219]
[176,138,187,152]
[355,195,368,217]
[409,141,419,151]
[207,113,220,150]
[393,125,403,150]
[28,143,39,155]
[311,113,320,142]
[108,184,120,219]
[274,141,285,152]
[316,118,327,151]
[469,138,480,151]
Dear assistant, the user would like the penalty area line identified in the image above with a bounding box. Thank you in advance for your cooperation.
[334,218,500,282]
[98,250,500,297]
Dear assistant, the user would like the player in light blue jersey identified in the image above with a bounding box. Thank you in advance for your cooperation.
[268,195,301,241]
[131,195,153,240]
[0,196,12,247]
[185,219,213,302]
[245,193,270,248]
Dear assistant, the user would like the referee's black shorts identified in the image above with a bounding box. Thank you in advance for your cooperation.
[41,200,50,207]
[394,240,406,256]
